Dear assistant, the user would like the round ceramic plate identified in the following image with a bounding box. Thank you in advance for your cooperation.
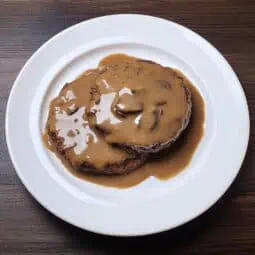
[6,14,249,236]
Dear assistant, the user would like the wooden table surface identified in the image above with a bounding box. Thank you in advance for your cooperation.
[1,0,255,254]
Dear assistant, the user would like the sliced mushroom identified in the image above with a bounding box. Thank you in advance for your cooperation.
[115,102,143,114]
[113,93,144,116]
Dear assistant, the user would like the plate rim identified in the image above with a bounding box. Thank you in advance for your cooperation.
[6,14,250,236]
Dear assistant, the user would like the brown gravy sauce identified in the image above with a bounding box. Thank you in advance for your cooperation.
[42,54,205,188]
[88,55,189,147]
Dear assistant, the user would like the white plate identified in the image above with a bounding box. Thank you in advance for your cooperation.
[6,14,249,236]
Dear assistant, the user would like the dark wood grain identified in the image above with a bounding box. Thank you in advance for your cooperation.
[0,0,255,254]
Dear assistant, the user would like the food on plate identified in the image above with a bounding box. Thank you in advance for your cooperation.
[87,59,191,153]
[45,69,147,175]
[43,54,204,187]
